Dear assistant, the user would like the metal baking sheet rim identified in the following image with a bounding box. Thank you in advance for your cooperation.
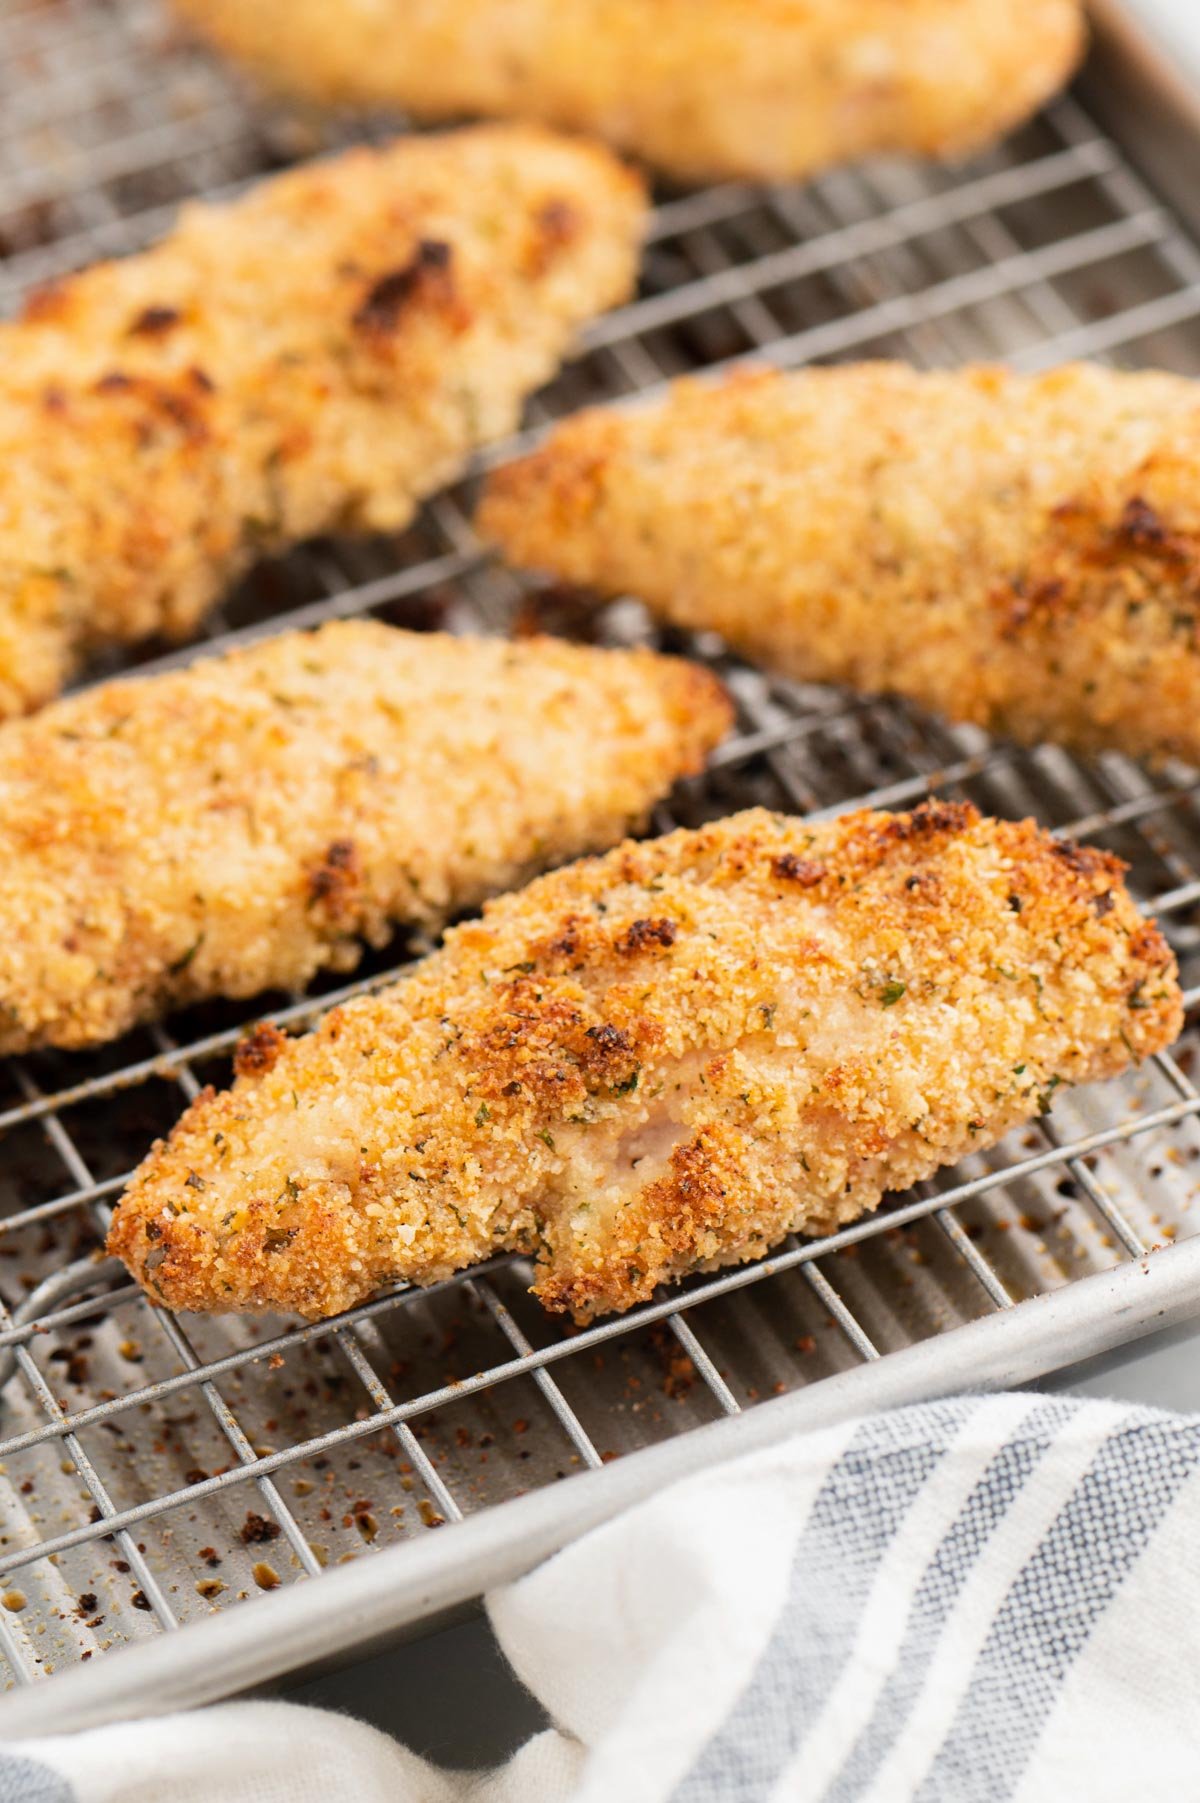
[3,1235,1198,1740]
[1088,0,1200,127]
[1,0,1199,1733]
[1084,0,1200,233]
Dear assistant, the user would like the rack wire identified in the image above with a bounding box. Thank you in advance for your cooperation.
[1,0,1200,1690]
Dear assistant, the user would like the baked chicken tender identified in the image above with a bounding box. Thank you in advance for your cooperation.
[481,362,1200,767]
[175,0,1085,185]
[110,801,1179,1322]
[0,125,645,718]
[0,621,729,1053]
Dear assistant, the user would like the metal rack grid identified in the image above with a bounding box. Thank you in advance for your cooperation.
[2,0,1200,1701]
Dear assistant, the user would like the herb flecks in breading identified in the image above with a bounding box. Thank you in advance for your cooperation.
[482,361,1200,768]
[0,623,727,1050]
[0,125,644,715]
[111,802,1179,1323]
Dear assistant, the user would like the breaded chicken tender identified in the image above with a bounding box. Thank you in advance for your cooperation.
[481,362,1200,767]
[0,621,729,1052]
[175,0,1085,185]
[0,126,645,718]
[110,801,1179,1322]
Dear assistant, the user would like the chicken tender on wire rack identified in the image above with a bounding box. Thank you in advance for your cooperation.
[174,0,1085,185]
[110,801,1180,1323]
[0,620,729,1052]
[481,361,1200,768]
[0,123,645,718]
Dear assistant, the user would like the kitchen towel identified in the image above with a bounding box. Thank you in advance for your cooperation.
[5,1390,1200,1801]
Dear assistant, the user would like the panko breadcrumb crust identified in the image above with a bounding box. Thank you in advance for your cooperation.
[0,620,728,1052]
[175,0,1084,185]
[481,362,1200,767]
[110,801,1180,1324]
[0,124,645,717]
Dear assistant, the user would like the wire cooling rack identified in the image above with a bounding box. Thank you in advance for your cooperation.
[2,0,1200,1706]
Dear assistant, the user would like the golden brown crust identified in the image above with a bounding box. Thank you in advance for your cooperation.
[0,620,728,1052]
[480,361,1200,767]
[176,0,1084,184]
[110,801,1181,1322]
[0,124,645,717]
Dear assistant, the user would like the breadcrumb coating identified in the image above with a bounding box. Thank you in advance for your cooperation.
[481,361,1200,767]
[175,0,1084,185]
[0,124,645,717]
[110,801,1180,1323]
[0,620,727,1053]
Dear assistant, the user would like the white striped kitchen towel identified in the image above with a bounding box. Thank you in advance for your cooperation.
[7,1392,1200,1801]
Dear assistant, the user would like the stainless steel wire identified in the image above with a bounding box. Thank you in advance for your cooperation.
[0,0,1199,1688]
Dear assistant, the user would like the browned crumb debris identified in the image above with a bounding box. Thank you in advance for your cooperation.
[0,123,645,716]
[110,801,1180,1323]
[174,0,1084,184]
[480,361,1200,767]
[0,619,727,1051]
[240,1512,282,1546]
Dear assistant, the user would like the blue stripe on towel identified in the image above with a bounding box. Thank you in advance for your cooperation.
[915,1412,1200,1803]
[674,1399,979,1802]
